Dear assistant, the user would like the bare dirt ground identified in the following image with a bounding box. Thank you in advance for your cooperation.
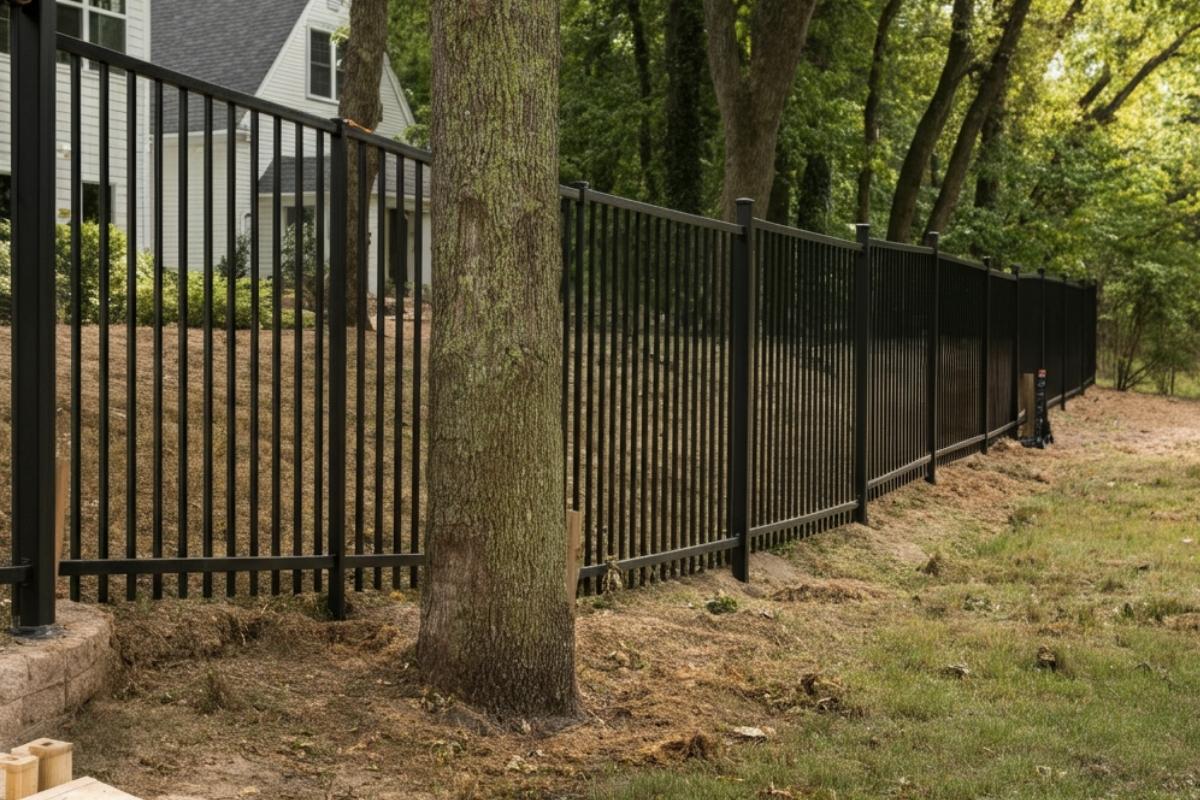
[53,387,1200,799]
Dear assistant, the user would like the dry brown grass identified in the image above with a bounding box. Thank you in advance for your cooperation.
[0,309,430,600]
[43,386,1199,800]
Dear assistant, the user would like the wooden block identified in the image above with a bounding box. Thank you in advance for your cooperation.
[0,753,39,800]
[1019,373,1036,438]
[25,741,72,791]
[28,778,141,799]
[565,509,583,600]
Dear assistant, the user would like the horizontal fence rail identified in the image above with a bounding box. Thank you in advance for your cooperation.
[3,20,1098,627]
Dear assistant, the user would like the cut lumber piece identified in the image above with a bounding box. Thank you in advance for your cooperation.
[25,741,72,791]
[0,753,39,800]
[27,778,140,799]
[1019,373,1036,438]
[565,509,583,599]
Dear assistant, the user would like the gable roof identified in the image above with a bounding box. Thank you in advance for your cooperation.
[154,0,313,133]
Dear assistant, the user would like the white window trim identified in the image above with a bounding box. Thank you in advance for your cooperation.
[306,27,342,105]
[58,0,127,53]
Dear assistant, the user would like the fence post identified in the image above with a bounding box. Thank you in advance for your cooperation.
[853,224,871,524]
[924,232,939,484]
[1011,265,1021,438]
[728,198,755,583]
[981,257,992,453]
[327,120,349,620]
[10,0,59,634]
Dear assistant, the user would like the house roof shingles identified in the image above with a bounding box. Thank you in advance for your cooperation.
[153,0,312,133]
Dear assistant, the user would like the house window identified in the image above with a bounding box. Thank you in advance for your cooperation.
[82,182,113,224]
[57,0,126,54]
[0,5,9,56]
[0,174,10,220]
[308,29,345,101]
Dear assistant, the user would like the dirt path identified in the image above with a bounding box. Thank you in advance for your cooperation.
[53,387,1200,799]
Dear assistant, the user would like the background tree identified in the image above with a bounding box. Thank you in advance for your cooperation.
[857,0,903,224]
[663,0,710,213]
[923,0,1031,239]
[339,0,389,326]
[704,0,820,219]
[886,0,973,242]
[418,0,577,715]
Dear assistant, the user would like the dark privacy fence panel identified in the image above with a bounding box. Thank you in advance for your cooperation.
[1045,280,1066,401]
[988,273,1018,434]
[1065,284,1084,394]
[937,256,985,460]
[3,10,1099,626]
[868,242,932,494]
[1018,276,1045,376]
[749,223,858,547]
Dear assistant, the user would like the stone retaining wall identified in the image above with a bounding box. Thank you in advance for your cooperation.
[0,603,114,747]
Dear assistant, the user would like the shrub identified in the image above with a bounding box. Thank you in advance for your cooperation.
[0,221,311,328]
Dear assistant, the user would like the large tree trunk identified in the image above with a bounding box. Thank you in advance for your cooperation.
[704,0,819,220]
[663,0,709,214]
[885,0,973,242]
[923,0,1031,240]
[856,0,904,225]
[338,0,389,327]
[418,0,577,717]
[625,0,659,201]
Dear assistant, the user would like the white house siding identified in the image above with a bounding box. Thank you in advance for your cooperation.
[152,0,426,293]
[252,192,433,292]
[0,0,151,251]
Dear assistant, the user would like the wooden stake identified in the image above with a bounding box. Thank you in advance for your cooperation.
[565,510,583,601]
[0,753,39,800]
[1019,373,1036,438]
[25,740,72,791]
[54,460,68,575]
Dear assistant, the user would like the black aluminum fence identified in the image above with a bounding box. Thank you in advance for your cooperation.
[4,10,1097,630]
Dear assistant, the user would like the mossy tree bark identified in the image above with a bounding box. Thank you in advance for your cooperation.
[417,0,578,717]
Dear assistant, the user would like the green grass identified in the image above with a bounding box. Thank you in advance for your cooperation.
[591,451,1200,800]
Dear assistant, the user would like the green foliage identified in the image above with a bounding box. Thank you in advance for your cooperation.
[0,221,308,328]
[217,232,250,279]
[379,0,1200,385]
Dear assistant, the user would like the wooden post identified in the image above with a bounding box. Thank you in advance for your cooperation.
[564,510,583,600]
[1019,373,1036,438]
[0,753,39,800]
[26,740,73,791]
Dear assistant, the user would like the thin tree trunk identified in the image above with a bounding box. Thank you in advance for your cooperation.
[886,0,973,242]
[419,0,577,717]
[664,0,708,214]
[704,0,819,220]
[924,0,1031,240]
[626,0,659,201]
[972,97,1003,210]
[857,0,903,225]
[338,0,389,328]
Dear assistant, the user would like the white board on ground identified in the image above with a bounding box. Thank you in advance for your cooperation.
[27,777,141,800]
